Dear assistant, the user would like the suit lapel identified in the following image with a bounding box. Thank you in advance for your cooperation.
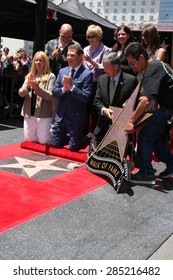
[105,76,110,104]
[108,76,116,105]
[112,72,125,105]
[109,72,125,105]
[74,65,83,78]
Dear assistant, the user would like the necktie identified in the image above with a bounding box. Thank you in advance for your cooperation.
[109,79,116,103]
[71,68,75,79]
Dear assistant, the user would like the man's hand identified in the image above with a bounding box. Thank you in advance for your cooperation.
[62,75,73,92]
[124,121,135,136]
[124,95,153,136]
[102,108,114,119]
[52,48,61,59]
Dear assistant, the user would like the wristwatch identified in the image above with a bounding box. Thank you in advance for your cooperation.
[70,85,75,92]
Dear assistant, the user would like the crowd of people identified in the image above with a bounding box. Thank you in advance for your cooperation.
[0,48,31,76]
[1,22,173,184]
[0,48,32,114]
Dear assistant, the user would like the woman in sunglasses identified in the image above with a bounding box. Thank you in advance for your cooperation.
[83,24,110,133]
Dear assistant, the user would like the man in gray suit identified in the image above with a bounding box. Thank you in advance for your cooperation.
[93,52,138,147]
[45,23,79,77]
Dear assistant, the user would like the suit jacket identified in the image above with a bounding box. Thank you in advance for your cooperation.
[93,71,138,140]
[45,37,79,76]
[112,48,135,75]
[53,64,93,130]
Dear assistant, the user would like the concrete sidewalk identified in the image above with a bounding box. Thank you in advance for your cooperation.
[148,234,173,260]
[0,116,173,260]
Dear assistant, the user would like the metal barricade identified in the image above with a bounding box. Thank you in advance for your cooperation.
[0,74,21,117]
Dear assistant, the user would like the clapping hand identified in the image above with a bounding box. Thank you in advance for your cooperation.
[83,53,92,63]
[62,74,73,92]
[28,74,40,91]
[52,48,61,59]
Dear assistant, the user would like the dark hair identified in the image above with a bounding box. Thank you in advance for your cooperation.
[3,47,9,53]
[113,25,134,51]
[68,44,83,56]
[125,42,149,60]
[141,24,161,50]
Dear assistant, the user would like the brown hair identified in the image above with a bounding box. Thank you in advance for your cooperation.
[68,44,84,56]
[113,25,134,52]
[141,24,161,50]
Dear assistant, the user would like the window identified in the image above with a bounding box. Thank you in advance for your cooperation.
[122,8,126,13]
[97,2,102,7]
[132,1,136,5]
[141,8,145,13]
[131,16,135,21]
[121,15,126,21]
[97,9,101,14]
[89,2,93,7]
[105,16,109,20]
[140,16,144,21]
[113,15,117,20]
[114,8,118,13]
[105,1,110,6]
[114,1,118,6]
[151,0,155,5]
[105,9,109,14]
[141,1,146,5]
[149,15,154,21]
[123,1,127,6]
[131,8,135,13]
[150,8,155,13]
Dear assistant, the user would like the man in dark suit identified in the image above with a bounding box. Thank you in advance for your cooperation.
[45,23,79,77]
[93,52,138,147]
[51,44,93,152]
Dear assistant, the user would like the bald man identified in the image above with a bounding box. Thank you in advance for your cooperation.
[45,23,80,76]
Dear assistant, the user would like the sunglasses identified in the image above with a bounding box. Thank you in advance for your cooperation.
[87,35,96,39]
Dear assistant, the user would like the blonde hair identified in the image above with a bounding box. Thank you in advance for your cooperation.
[86,24,103,40]
[29,51,50,82]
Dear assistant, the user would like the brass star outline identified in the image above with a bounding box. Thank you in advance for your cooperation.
[0,157,70,177]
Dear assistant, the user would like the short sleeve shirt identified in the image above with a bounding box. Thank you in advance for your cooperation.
[141,60,173,108]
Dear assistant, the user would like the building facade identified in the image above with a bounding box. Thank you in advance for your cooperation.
[53,0,173,67]
[53,0,173,29]
[2,1,173,64]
